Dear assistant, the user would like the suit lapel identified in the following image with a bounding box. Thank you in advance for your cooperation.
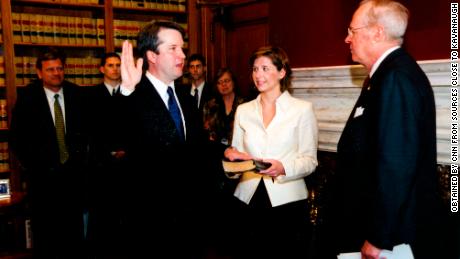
[137,76,183,143]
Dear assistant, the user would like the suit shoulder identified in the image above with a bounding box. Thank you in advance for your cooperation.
[291,95,312,108]
[236,99,256,112]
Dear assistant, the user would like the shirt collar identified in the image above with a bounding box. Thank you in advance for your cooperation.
[146,71,175,97]
[104,82,120,94]
[44,86,64,103]
[370,46,400,78]
[255,91,291,113]
[191,81,205,95]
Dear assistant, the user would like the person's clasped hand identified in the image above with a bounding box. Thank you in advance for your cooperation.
[257,159,285,177]
[224,146,252,161]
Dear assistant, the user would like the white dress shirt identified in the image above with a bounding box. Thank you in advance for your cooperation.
[104,82,120,96]
[120,71,186,136]
[370,46,400,78]
[190,81,205,107]
[232,91,318,207]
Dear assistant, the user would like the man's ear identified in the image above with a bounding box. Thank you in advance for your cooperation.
[374,24,386,42]
[99,66,105,74]
[146,50,157,64]
[36,69,43,79]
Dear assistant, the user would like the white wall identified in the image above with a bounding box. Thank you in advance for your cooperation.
[291,59,452,164]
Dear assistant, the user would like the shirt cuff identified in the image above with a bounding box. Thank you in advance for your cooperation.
[120,85,134,96]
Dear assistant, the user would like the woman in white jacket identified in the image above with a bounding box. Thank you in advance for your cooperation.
[224,46,318,259]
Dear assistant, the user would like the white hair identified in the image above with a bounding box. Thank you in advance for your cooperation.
[361,0,410,44]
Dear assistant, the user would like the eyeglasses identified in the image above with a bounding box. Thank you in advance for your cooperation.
[347,25,368,36]
[217,78,232,85]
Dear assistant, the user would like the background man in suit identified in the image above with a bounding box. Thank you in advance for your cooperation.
[120,20,210,258]
[10,47,89,258]
[98,52,122,97]
[330,1,445,259]
[185,53,213,114]
[87,52,128,256]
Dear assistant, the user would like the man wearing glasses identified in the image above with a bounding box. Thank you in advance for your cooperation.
[330,1,445,259]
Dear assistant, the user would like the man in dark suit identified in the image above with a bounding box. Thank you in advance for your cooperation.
[330,1,445,259]
[87,52,128,256]
[183,53,214,115]
[10,47,89,258]
[119,20,211,258]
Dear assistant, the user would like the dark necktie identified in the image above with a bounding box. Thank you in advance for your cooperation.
[194,88,199,108]
[54,94,69,164]
[112,88,116,96]
[167,87,185,141]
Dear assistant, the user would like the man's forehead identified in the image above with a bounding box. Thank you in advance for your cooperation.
[189,60,203,66]
[106,57,121,64]
[42,59,63,67]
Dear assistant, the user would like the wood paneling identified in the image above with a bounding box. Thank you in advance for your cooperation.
[269,0,450,68]
[227,22,268,97]
[199,0,269,98]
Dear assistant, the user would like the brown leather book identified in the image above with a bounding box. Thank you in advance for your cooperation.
[222,159,271,174]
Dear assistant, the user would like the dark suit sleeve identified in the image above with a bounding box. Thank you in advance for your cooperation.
[367,71,422,248]
[9,89,32,168]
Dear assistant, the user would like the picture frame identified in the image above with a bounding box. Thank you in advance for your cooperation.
[0,179,11,199]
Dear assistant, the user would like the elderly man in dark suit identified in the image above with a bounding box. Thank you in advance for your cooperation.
[119,20,211,258]
[330,1,445,259]
[10,47,89,258]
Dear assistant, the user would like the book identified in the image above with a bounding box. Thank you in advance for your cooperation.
[222,159,272,174]
[337,244,414,259]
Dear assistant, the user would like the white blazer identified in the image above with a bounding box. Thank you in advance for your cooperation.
[232,91,318,207]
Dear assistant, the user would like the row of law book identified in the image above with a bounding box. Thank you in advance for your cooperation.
[113,20,149,47]
[113,20,188,48]
[0,12,2,42]
[12,13,105,46]
[0,57,4,86]
[114,0,186,11]
[0,100,7,130]
[0,141,9,173]
[27,0,99,4]
[14,56,102,86]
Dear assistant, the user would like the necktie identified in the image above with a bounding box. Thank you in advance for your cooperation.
[167,87,185,141]
[194,88,199,108]
[54,94,69,164]
[112,88,116,96]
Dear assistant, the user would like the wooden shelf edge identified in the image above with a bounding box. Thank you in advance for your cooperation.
[113,6,186,15]
[11,0,104,9]
[13,43,105,48]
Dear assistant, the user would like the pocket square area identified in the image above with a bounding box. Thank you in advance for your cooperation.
[354,106,364,118]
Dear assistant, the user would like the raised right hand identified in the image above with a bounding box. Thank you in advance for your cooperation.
[121,40,143,91]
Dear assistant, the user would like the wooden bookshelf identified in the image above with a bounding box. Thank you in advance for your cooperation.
[0,0,195,255]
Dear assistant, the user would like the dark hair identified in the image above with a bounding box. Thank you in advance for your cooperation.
[249,46,292,92]
[36,47,66,70]
[187,53,206,66]
[137,20,186,70]
[214,67,240,96]
[100,52,121,67]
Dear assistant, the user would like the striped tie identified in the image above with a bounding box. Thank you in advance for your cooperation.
[54,94,69,164]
